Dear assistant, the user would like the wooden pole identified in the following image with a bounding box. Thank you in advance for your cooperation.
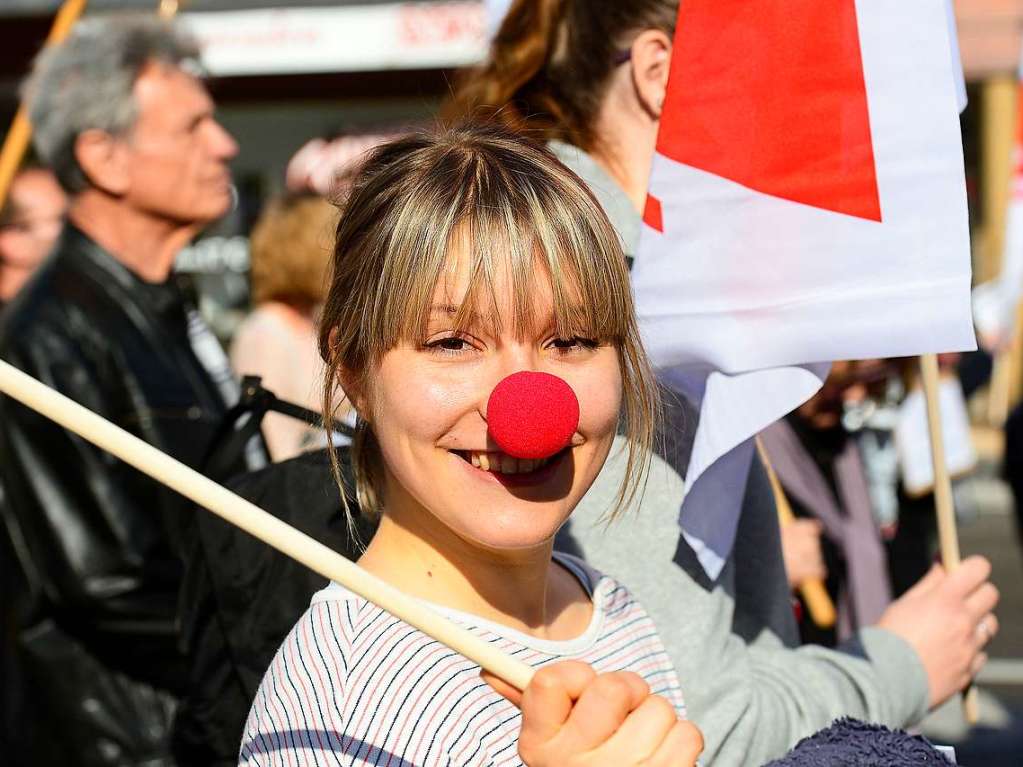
[977,76,1017,286]
[987,351,1012,428]
[918,353,980,723]
[979,77,1023,411]
[0,359,535,692]
[157,0,182,19]
[755,437,837,630]
[0,0,89,210]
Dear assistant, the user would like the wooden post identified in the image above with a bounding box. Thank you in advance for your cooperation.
[978,76,1023,415]
[0,359,536,691]
[977,75,1017,286]
[157,0,181,19]
[755,437,837,630]
[0,0,89,210]
[919,353,980,723]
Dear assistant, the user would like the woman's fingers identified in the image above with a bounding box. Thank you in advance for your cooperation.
[974,613,999,650]
[512,662,694,767]
[560,671,650,751]
[518,662,597,746]
[944,556,992,600]
[641,720,705,767]
[964,582,1000,624]
[970,651,989,679]
[597,693,678,762]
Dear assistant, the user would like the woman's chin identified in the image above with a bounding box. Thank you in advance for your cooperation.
[448,505,570,553]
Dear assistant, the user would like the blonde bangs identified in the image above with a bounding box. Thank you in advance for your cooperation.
[360,164,635,356]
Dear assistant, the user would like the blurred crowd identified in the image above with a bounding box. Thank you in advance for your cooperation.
[0,6,1015,767]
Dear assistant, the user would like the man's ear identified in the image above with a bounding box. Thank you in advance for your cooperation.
[74,129,131,196]
[630,29,673,119]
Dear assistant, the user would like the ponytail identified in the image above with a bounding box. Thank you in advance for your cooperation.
[445,0,678,151]
[444,0,574,143]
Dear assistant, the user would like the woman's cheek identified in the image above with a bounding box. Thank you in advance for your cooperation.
[373,361,479,444]
[569,355,622,440]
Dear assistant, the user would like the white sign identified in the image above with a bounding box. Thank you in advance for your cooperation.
[182,3,487,76]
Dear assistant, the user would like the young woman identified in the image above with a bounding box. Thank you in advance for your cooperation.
[239,125,703,765]
[445,2,999,764]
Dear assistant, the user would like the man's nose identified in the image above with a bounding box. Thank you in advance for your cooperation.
[208,120,239,160]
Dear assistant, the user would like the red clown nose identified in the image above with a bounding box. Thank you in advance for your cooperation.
[487,371,580,460]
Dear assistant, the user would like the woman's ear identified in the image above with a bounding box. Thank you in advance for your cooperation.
[630,29,673,119]
[74,129,131,196]
[336,366,370,422]
[326,327,370,419]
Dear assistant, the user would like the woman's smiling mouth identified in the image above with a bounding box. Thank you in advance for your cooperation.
[451,448,567,487]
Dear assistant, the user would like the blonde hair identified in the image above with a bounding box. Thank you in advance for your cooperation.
[319,123,657,521]
[249,193,338,306]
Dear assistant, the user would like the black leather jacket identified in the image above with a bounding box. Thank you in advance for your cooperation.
[0,225,239,765]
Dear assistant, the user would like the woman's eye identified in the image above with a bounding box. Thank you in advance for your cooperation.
[437,338,468,351]
[424,335,475,355]
[549,336,599,353]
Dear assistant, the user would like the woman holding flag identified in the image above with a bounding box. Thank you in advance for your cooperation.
[446,1,999,763]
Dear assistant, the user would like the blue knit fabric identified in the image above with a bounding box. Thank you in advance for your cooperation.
[765,718,954,766]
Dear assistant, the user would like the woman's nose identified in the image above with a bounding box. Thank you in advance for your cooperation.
[486,371,579,459]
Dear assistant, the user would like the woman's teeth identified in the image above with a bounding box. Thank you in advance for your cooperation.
[466,450,551,474]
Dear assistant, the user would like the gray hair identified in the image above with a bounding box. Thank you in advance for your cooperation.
[24,16,203,194]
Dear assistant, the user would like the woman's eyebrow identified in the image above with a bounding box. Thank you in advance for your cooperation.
[429,304,460,315]
[428,304,487,324]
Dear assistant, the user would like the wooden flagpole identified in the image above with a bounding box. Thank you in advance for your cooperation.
[0,359,535,692]
[0,0,89,210]
[918,352,980,723]
[755,437,837,630]
[157,0,182,19]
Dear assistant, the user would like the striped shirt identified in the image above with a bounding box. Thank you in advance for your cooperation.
[239,553,685,766]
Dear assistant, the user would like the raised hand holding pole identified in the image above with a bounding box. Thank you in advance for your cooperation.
[755,437,837,630]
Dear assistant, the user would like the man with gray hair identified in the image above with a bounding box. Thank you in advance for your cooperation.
[0,16,255,766]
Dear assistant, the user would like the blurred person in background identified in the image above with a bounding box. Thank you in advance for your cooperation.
[230,193,337,461]
[0,164,65,760]
[762,360,896,647]
[0,17,256,766]
[446,1,999,763]
[0,166,66,306]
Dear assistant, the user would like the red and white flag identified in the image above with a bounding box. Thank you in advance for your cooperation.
[633,0,975,577]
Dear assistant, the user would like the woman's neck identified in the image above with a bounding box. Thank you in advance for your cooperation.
[358,512,591,641]
[590,84,661,214]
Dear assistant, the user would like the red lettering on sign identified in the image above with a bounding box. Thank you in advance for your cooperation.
[398,2,484,47]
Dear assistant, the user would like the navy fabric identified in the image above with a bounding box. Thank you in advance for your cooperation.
[765,718,953,766]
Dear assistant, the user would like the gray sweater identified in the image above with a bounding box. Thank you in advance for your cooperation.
[550,141,930,766]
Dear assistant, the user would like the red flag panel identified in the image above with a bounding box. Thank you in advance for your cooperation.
[643,194,664,232]
[658,0,882,222]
